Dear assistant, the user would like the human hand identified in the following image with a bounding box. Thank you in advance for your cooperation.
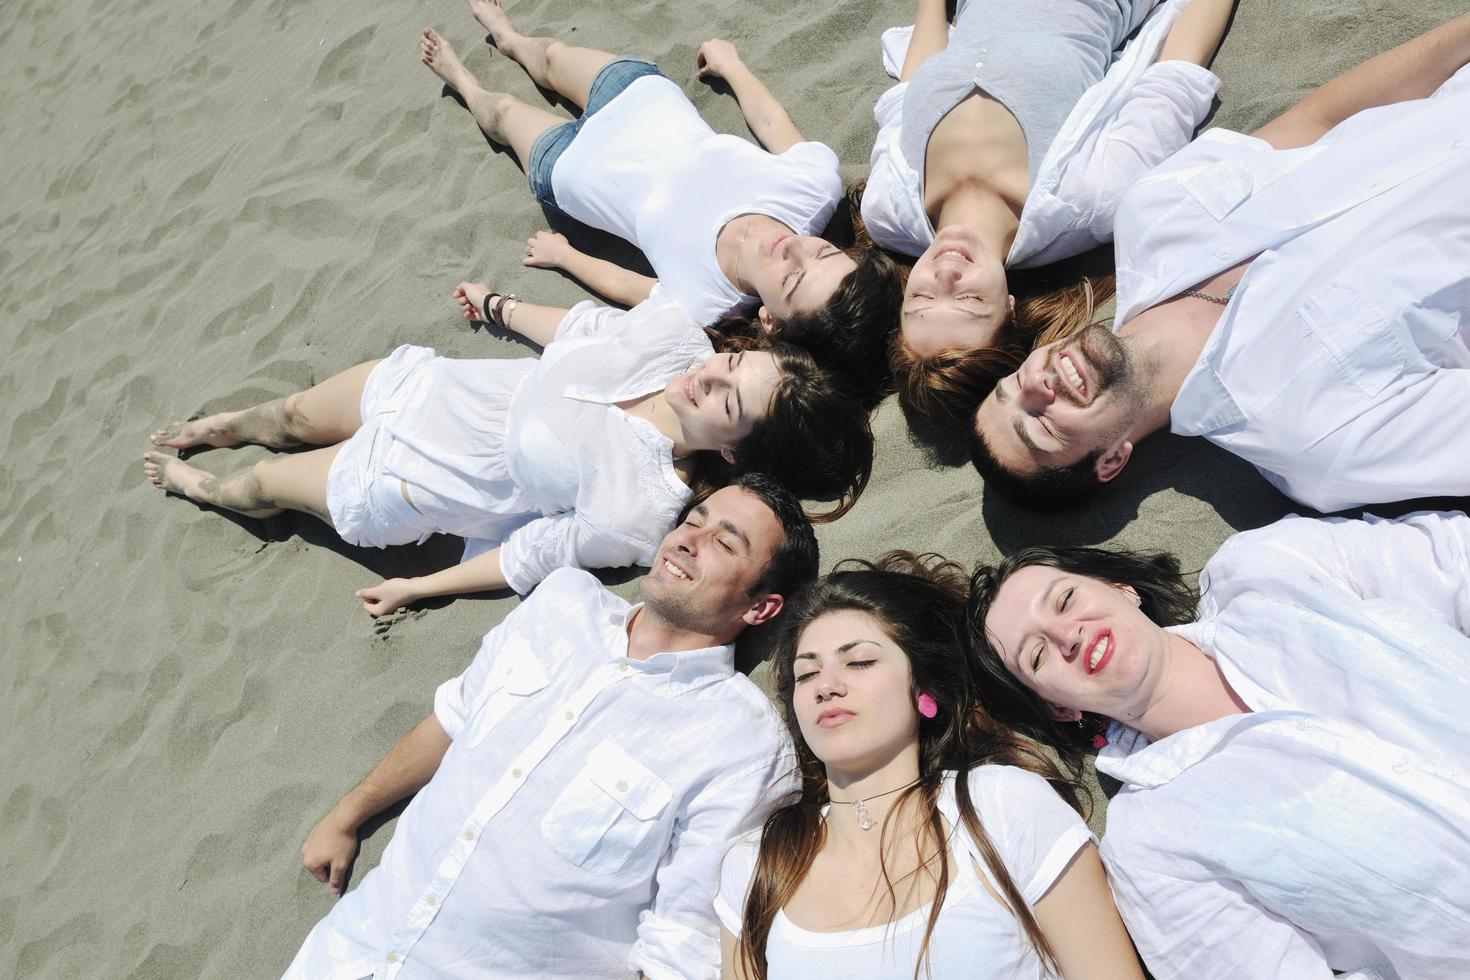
[454,282,493,322]
[302,811,360,897]
[695,39,743,80]
[521,231,570,269]
[356,577,419,617]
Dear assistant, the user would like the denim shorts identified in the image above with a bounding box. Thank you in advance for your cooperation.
[527,57,663,209]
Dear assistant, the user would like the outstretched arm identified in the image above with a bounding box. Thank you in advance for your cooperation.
[901,0,952,81]
[1253,9,1470,150]
[453,281,575,347]
[696,39,805,154]
[521,231,656,309]
[356,546,510,617]
[301,712,452,895]
[1158,0,1236,67]
[1034,845,1147,980]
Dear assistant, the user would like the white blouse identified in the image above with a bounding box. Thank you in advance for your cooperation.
[1097,512,1470,980]
[863,0,1218,267]
[550,75,844,325]
[284,568,797,980]
[715,766,1092,979]
[1112,66,1470,511]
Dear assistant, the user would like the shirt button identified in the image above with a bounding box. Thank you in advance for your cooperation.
[387,953,399,964]
[425,894,438,906]
[463,829,474,841]
[563,711,574,721]
[512,768,524,779]
[617,780,629,792]
[617,663,629,672]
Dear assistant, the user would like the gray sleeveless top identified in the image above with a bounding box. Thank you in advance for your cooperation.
[900,0,1138,189]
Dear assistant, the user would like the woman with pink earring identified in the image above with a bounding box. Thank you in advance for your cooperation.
[715,552,1143,979]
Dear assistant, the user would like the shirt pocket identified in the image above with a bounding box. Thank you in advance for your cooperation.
[1295,240,1461,398]
[1180,161,1254,222]
[541,739,673,877]
[465,639,549,747]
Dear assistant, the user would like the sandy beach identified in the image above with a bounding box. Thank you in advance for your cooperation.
[0,0,1463,975]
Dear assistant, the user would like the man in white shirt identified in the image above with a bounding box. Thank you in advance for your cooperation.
[970,12,1470,512]
[283,474,814,979]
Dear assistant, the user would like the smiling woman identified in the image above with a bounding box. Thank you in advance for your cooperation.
[143,291,873,619]
[715,552,1145,980]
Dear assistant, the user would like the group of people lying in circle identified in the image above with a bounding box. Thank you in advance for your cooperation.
[137,0,1470,977]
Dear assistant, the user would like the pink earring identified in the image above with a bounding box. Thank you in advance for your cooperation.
[917,693,939,719]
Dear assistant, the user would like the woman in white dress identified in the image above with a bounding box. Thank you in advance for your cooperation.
[717,552,1142,980]
[968,512,1470,979]
[867,0,1234,425]
[419,2,903,399]
[141,289,872,615]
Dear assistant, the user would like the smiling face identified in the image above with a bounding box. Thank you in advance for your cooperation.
[982,565,1169,725]
[973,324,1146,480]
[790,609,920,776]
[641,485,786,636]
[751,233,858,324]
[901,226,1014,357]
[665,350,782,453]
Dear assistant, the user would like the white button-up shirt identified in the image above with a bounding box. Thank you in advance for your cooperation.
[1096,511,1470,980]
[864,0,1218,266]
[284,568,796,979]
[1113,68,1470,511]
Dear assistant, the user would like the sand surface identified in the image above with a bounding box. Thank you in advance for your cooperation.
[0,0,1463,975]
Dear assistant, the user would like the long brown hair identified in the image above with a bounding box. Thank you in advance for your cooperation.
[737,552,1085,979]
[696,337,874,523]
[892,274,1116,428]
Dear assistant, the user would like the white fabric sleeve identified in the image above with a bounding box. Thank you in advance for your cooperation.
[1229,512,1470,634]
[773,141,844,231]
[629,733,798,979]
[498,509,656,596]
[431,625,510,739]
[551,299,625,343]
[969,766,1093,904]
[713,832,763,937]
[1067,60,1220,222]
[1101,843,1345,980]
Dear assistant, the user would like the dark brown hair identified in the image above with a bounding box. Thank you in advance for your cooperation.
[698,338,874,523]
[966,545,1201,766]
[737,552,1084,979]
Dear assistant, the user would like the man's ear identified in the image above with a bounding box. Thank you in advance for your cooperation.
[720,447,738,465]
[1095,440,1133,484]
[756,306,775,333]
[1006,294,1017,320]
[1048,702,1082,724]
[742,593,784,628]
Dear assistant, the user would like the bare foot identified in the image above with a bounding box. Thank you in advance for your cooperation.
[421,28,473,91]
[467,0,514,46]
[143,450,212,499]
[149,413,242,450]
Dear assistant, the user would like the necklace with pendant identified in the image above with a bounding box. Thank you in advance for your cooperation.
[830,778,920,831]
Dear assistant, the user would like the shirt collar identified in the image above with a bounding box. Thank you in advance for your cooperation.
[611,602,737,698]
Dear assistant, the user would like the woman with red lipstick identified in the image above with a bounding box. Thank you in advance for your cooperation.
[143,291,872,615]
[969,512,1470,979]
[866,0,1237,426]
[418,9,903,399]
[716,552,1143,979]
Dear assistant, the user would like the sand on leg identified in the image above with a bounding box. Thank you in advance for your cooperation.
[421,28,565,166]
[151,359,382,451]
[468,0,618,112]
[144,444,341,525]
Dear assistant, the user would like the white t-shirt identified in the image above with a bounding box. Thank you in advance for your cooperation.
[714,766,1092,979]
[551,74,844,325]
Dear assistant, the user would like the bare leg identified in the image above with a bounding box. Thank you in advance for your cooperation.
[421,28,565,166]
[143,444,340,524]
[468,0,617,111]
[151,359,382,451]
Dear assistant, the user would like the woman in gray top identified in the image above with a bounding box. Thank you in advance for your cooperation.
[868,0,1234,426]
